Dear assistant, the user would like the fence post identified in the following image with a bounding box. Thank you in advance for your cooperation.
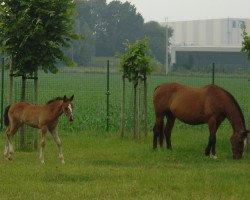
[106,60,110,132]
[120,75,125,137]
[0,58,4,130]
[212,63,215,84]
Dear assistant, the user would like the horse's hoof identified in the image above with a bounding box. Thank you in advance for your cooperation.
[61,160,65,164]
[210,154,218,159]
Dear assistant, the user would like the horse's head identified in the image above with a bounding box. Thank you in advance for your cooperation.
[230,130,249,159]
[62,95,74,122]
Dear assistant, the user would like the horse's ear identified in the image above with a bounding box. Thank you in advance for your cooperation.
[63,95,67,101]
[70,95,74,101]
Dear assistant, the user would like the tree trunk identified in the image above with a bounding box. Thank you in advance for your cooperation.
[20,75,26,148]
[137,76,141,140]
[120,76,125,138]
[143,77,148,136]
[133,84,137,139]
[34,69,38,150]
[8,57,13,105]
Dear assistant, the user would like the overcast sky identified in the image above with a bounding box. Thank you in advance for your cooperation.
[106,0,250,22]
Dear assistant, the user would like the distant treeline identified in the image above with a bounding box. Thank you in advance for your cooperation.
[63,0,173,67]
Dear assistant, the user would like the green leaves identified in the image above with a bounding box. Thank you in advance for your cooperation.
[241,26,250,60]
[120,37,153,86]
[0,0,81,76]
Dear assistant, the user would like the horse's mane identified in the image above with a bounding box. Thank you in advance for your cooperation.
[220,87,246,129]
[46,97,64,105]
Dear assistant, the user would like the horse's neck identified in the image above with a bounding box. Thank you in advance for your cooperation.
[225,104,245,132]
[47,101,63,117]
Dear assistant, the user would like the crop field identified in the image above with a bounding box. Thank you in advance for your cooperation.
[0,69,250,199]
[35,70,250,133]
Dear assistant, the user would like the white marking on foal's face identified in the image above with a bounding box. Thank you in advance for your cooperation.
[67,104,73,121]
[68,104,72,113]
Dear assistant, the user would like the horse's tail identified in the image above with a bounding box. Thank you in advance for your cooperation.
[4,105,11,126]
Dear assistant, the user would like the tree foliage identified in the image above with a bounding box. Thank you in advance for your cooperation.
[120,37,152,86]
[242,26,250,60]
[67,0,173,66]
[0,0,80,76]
[144,21,173,64]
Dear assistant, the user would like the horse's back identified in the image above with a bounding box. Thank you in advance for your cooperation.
[153,83,225,124]
[8,102,43,126]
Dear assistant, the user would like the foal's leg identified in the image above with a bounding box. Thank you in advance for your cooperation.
[4,125,19,160]
[164,115,175,150]
[49,128,65,164]
[4,127,10,159]
[39,126,47,164]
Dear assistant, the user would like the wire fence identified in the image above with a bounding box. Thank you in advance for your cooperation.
[1,58,250,150]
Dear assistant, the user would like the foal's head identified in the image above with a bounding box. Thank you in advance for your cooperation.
[230,130,248,159]
[62,95,74,122]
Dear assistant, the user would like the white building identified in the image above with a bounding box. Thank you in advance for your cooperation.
[161,18,250,68]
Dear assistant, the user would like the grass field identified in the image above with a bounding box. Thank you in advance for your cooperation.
[0,129,250,200]
[1,69,250,199]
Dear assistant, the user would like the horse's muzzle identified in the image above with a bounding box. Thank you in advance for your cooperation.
[69,117,73,122]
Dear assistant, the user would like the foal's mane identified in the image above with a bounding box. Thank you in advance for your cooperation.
[220,87,246,128]
[46,97,64,105]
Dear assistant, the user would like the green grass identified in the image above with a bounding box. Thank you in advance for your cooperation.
[0,129,250,200]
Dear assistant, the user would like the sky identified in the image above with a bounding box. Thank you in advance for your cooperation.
[106,0,250,22]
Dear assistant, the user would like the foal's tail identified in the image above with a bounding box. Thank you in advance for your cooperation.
[4,105,11,126]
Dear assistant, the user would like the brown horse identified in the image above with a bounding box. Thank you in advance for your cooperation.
[3,95,74,163]
[153,82,248,159]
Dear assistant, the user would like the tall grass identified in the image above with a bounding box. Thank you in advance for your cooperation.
[0,129,250,200]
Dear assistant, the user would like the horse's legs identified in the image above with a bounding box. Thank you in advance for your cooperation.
[4,127,10,158]
[164,114,175,150]
[153,115,164,149]
[153,125,158,149]
[39,126,47,164]
[4,125,19,160]
[49,127,65,164]
[205,118,219,158]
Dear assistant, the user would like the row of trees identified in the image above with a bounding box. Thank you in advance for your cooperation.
[65,0,173,66]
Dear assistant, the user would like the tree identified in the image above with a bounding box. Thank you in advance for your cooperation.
[95,1,144,56]
[0,0,80,76]
[242,26,250,60]
[241,26,250,153]
[120,37,153,138]
[144,21,173,64]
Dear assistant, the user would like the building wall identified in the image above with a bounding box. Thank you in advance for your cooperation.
[165,18,250,47]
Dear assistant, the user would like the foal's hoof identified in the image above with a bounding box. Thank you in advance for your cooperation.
[4,156,12,161]
[61,160,65,164]
[40,160,45,164]
[210,154,218,160]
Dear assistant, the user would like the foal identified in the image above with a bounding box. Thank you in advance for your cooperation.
[4,95,74,164]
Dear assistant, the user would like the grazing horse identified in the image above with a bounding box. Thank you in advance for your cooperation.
[3,95,74,164]
[153,82,248,159]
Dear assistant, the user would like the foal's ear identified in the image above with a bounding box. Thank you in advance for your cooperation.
[70,95,74,101]
[63,95,67,101]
